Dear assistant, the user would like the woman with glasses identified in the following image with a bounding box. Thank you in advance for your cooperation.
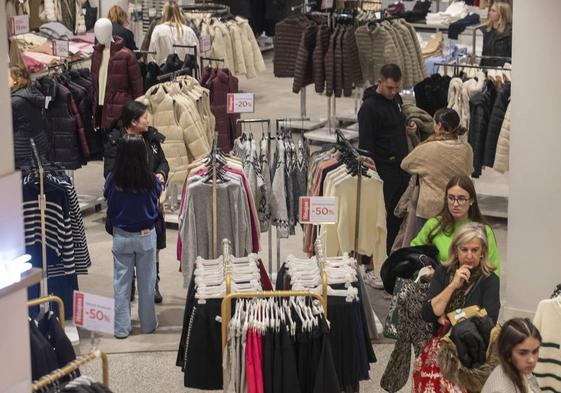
[411,175,500,276]
[401,108,474,231]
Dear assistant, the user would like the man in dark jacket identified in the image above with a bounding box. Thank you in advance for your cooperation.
[104,123,169,303]
[358,64,417,255]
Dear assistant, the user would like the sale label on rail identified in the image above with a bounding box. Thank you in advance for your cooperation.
[227,93,255,113]
[9,15,29,36]
[73,291,115,335]
[299,196,338,224]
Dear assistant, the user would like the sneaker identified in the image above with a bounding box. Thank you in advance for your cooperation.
[364,271,384,290]
[154,280,163,304]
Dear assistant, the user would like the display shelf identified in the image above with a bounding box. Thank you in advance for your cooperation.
[304,128,359,143]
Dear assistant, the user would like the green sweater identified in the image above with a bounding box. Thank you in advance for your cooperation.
[411,217,500,276]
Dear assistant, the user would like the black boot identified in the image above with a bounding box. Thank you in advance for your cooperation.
[154,278,162,304]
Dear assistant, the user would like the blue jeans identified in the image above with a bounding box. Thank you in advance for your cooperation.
[112,227,157,337]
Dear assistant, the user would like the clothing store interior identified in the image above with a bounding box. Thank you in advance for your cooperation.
[1,0,560,392]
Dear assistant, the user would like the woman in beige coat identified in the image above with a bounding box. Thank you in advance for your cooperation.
[401,108,474,230]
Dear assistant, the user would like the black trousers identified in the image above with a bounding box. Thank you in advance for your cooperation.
[376,164,410,253]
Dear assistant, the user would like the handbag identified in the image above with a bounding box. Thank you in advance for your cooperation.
[412,323,468,393]
[383,277,410,339]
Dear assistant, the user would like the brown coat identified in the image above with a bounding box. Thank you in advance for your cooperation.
[273,16,311,78]
[313,23,330,93]
[334,26,344,98]
[342,26,363,97]
[292,23,318,93]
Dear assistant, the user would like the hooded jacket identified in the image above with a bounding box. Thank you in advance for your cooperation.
[358,86,409,167]
[34,77,89,169]
[483,82,511,167]
[11,86,50,168]
[91,36,143,130]
[468,80,497,177]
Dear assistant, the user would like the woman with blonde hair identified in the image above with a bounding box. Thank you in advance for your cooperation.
[148,1,198,65]
[481,1,512,66]
[108,5,137,51]
[421,222,500,329]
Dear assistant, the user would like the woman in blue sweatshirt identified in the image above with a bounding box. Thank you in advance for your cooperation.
[104,134,162,338]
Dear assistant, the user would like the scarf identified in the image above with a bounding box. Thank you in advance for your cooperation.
[445,262,483,314]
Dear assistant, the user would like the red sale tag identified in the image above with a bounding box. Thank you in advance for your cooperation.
[74,291,84,326]
[299,196,337,224]
[73,290,114,335]
[226,93,255,113]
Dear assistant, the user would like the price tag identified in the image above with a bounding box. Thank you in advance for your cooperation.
[321,0,334,9]
[73,291,115,335]
[9,15,29,36]
[199,35,211,53]
[52,39,69,58]
[299,196,338,224]
[227,93,255,114]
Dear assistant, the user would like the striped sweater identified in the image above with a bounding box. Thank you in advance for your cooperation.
[533,298,561,393]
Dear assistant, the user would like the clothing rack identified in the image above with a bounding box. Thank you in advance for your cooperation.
[183,3,230,16]
[157,68,193,81]
[31,350,109,391]
[29,138,49,302]
[236,118,275,273]
[200,56,225,73]
[434,61,512,75]
[46,56,91,72]
[28,295,65,328]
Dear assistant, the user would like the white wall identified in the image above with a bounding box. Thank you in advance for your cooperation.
[0,3,31,392]
[504,0,561,319]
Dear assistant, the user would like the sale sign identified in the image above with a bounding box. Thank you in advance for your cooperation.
[52,39,70,58]
[74,291,115,335]
[9,15,29,36]
[227,93,255,113]
[299,196,338,224]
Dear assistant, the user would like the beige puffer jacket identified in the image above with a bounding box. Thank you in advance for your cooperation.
[236,17,266,76]
[226,21,247,76]
[177,75,215,145]
[493,102,510,173]
[210,22,235,71]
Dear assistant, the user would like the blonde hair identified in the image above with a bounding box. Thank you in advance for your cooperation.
[160,1,185,39]
[444,222,496,276]
[108,5,128,26]
[9,65,30,91]
[487,2,512,33]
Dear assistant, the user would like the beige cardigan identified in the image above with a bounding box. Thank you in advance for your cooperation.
[481,365,542,393]
[401,139,474,219]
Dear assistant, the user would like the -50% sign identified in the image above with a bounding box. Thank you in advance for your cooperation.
[299,196,338,224]
[73,291,115,335]
[227,93,255,113]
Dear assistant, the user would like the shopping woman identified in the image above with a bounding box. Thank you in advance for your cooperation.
[148,0,198,65]
[108,5,137,51]
[482,318,542,393]
[104,101,169,303]
[421,222,500,329]
[481,1,512,67]
[411,175,500,275]
[104,134,162,338]
[401,108,474,231]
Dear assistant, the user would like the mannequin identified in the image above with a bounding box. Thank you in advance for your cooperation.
[90,17,142,132]
[94,18,113,111]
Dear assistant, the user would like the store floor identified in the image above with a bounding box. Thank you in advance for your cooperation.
[74,53,508,392]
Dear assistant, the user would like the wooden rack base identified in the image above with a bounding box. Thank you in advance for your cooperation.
[32,350,109,391]
[28,295,65,329]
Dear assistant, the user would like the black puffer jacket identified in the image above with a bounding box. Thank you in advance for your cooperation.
[468,80,497,178]
[11,86,50,168]
[483,82,511,167]
[481,25,512,67]
[34,77,86,169]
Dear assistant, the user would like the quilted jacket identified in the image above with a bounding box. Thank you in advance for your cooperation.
[273,16,311,78]
[468,80,497,177]
[483,82,511,167]
[91,36,143,130]
[492,102,511,173]
[292,22,317,93]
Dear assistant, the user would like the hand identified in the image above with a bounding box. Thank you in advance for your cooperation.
[450,266,471,290]
[156,173,165,186]
[405,121,418,136]
[437,315,448,326]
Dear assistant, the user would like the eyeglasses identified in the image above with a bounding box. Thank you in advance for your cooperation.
[447,195,470,205]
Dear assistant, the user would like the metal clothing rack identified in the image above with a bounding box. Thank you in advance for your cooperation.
[221,234,329,350]
[200,56,225,73]
[28,295,65,328]
[236,119,275,273]
[31,350,109,391]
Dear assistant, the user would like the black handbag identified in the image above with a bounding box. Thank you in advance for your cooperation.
[82,0,98,31]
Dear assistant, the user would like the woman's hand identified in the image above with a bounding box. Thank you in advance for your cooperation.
[450,266,471,289]
[156,173,165,186]
[405,121,418,135]
[437,315,448,326]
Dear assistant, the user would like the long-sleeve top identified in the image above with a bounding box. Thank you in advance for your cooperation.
[421,264,500,331]
[533,298,561,393]
[481,365,542,393]
[411,217,500,276]
[148,22,198,65]
[401,139,474,219]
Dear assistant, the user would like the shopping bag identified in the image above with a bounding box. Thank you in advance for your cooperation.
[412,323,467,393]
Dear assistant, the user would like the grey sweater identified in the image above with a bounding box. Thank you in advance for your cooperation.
[481,365,542,393]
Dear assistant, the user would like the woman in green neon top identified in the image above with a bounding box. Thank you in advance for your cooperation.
[411,175,500,276]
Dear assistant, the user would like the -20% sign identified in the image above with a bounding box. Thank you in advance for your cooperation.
[227,93,255,113]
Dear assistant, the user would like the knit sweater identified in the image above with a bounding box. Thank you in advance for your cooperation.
[401,139,474,218]
[411,217,501,276]
[481,365,541,393]
[533,298,561,393]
